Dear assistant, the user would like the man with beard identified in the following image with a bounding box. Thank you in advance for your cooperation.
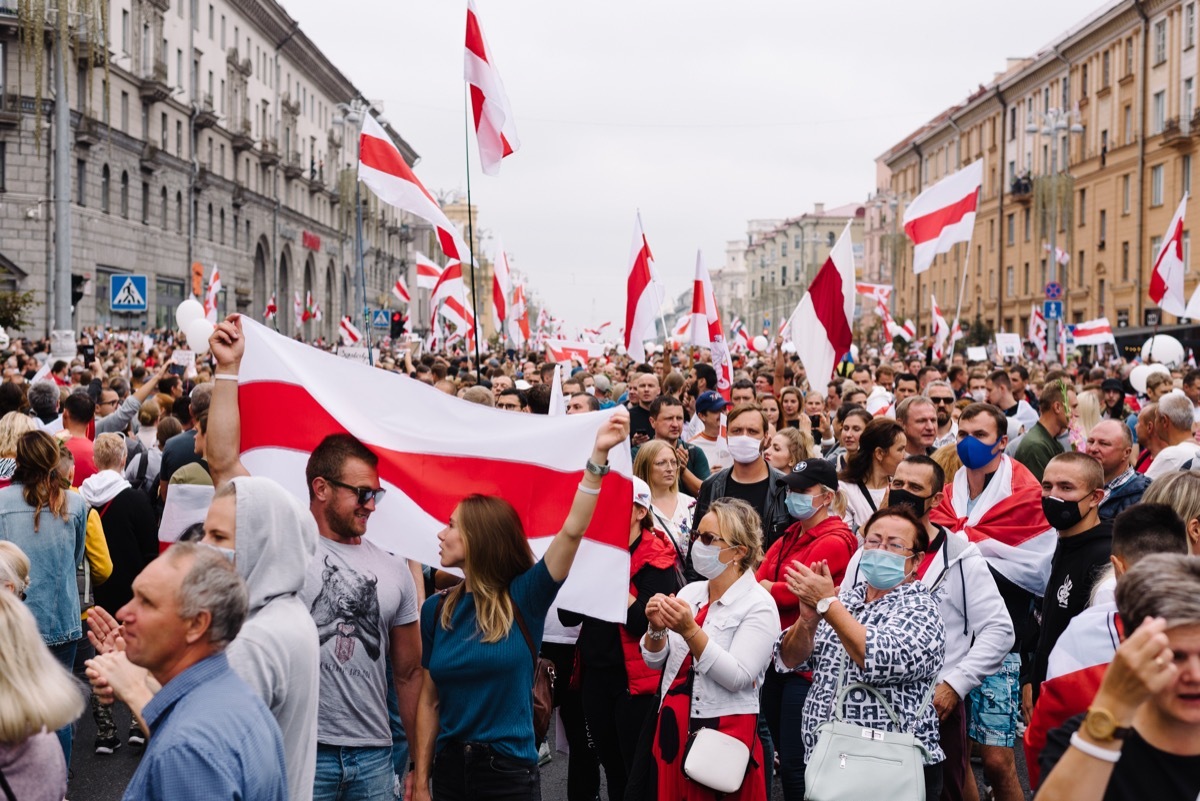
[926,380,958,448]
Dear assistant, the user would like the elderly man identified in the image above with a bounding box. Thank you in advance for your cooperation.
[86,545,287,801]
[1086,420,1150,520]
[1143,391,1200,479]
[897,396,938,456]
[1134,402,1163,474]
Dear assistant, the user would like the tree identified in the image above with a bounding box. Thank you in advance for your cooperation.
[0,291,41,332]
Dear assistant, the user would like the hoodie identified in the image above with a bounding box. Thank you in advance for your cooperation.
[79,470,131,507]
[81,471,155,614]
[225,476,320,801]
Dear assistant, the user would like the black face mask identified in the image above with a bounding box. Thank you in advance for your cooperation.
[1041,496,1087,530]
[887,487,931,516]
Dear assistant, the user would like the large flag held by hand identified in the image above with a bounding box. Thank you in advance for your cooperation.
[689,252,734,399]
[624,213,664,363]
[787,222,856,387]
[903,160,983,274]
[359,115,468,262]
[234,317,634,622]
[465,0,520,175]
[1150,193,1189,316]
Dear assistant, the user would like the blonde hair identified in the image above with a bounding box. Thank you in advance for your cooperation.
[1142,472,1200,554]
[633,440,679,492]
[0,590,84,743]
[1074,390,1101,437]
[704,497,765,572]
[0,542,29,596]
[92,433,127,472]
[0,412,36,459]
[931,442,963,486]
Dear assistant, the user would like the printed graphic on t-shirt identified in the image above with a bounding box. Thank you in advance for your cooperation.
[310,554,383,663]
[1056,575,1073,609]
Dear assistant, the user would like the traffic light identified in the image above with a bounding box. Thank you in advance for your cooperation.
[390,312,405,339]
[71,275,85,309]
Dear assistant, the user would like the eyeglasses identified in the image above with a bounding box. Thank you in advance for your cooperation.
[693,531,728,547]
[323,477,387,506]
[863,538,915,555]
[928,397,955,405]
[652,459,675,470]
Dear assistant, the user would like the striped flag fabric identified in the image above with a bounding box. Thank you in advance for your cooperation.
[786,222,856,387]
[204,265,222,323]
[670,314,691,339]
[338,316,363,345]
[359,114,468,262]
[492,236,513,333]
[931,294,950,359]
[1042,243,1071,266]
[233,316,634,622]
[1071,317,1116,346]
[293,292,304,330]
[509,283,530,348]
[624,213,664,363]
[263,293,277,321]
[545,339,606,364]
[464,0,520,176]
[1149,193,1189,316]
[688,251,734,399]
[856,282,893,305]
[392,276,410,305]
[415,253,443,290]
[903,159,983,274]
[1029,304,1048,360]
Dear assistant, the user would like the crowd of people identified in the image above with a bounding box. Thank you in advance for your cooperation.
[1,319,1200,801]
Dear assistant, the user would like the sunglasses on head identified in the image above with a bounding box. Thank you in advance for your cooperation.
[323,477,387,506]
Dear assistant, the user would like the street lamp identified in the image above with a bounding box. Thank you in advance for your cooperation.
[332,99,374,362]
[1026,106,1083,360]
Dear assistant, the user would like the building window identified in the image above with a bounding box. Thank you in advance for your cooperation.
[119,171,129,218]
[1077,251,1085,285]
[160,186,168,230]
[1023,263,1030,293]
[120,91,129,132]
[1152,235,1164,263]
[121,9,129,53]
[1189,3,1197,49]
[1124,105,1133,144]
[192,0,199,30]
[76,159,86,206]
[1155,19,1168,64]
[207,202,213,241]
[219,208,225,245]
[1187,79,1196,121]
[176,120,183,157]
[176,49,183,88]
[1009,106,1016,139]
[207,4,214,38]
[1126,37,1134,75]
[1186,155,1193,195]
[1006,266,1014,295]
[1153,91,1166,134]
[176,191,183,233]
[160,112,168,150]
[233,213,239,248]
[1006,213,1015,246]
[1152,164,1165,206]
[1023,208,1030,242]
[1102,50,1111,87]
[1187,231,1193,267]
[1099,209,1107,244]
[100,165,110,213]
[141,181,149,224]
[1122,241,1130,281]
[1080,65,1088,97]
[1078,188,1086,224]
[1123,173,1131,213]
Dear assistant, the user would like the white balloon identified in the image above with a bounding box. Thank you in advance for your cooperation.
[1141,335,1185,369]
[781,341,796,354]
[616,344,627,356]
[184,318,215,355]
[752,335,769,352]
[1129,364,1154,394]
[175,299,205,330]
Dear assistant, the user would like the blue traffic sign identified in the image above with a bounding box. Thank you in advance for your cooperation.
[1044,282,1063,300]
[371,309,390,329]
[110,275,148,312]
[1043,300,1063,320]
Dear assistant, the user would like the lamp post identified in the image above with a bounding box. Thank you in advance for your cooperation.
[1026,106,1083,360]
[333,99,376,363]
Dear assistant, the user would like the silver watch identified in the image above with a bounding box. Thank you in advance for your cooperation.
[816,596,839,616]
[585,459,611,477]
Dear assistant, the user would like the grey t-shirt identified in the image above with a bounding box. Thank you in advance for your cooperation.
[300,537,418,747]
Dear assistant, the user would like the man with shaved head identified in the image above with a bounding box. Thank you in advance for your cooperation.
[1086,419,1150,521]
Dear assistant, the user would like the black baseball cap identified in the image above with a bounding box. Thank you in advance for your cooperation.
[779,459,839,492]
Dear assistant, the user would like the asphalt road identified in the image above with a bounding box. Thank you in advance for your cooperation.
[68,707,1032,801]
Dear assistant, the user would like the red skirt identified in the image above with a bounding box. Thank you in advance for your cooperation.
[651,607,766,801]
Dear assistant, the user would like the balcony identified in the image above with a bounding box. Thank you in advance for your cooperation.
[231,118,253,153]
[1009,175,1033,205]
[258,136,280,166]
[140,143,165,173]
[74,29,108,67]
[0,94,20,129]
[1163,117,1192,148]
[195,93,217,129]
[74,114,101,145]
[281,93,301,118]
[1191,108,1200,137]
[232,184,247,208]
[138,59,171,103]
[238,57,253,78]
[194,166,213,191]
[283,151,304,180]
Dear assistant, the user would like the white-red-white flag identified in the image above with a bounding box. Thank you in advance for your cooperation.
[232,317,633,622]
[464,0,520,176]
[263,293,278,321]
[509,283,530,348]
[293,292,304,330]
[1149,193,1189,316]
[903,159,983,274]
[359,115,468,263]
[786,222,856,387]
[204,265,222,323]
[931,294,950,359]
[415,253,443,290]
[392,276,410,305]
[670,314,691,339]
[338,316,363,345]
[623,213,664,363]
[492,236,513,333]
[1042,243,1071,266]
[688,251,733,399]
[1071,317,1116,346]
[545,339,606,364]
[1029,304,1048,360]
[856,282,893,306]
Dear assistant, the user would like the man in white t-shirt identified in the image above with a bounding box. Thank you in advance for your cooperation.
[688,391,731,473]
[1144,391,1200,479]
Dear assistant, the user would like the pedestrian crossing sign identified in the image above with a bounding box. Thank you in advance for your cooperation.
[372,310,390,328]
[110,275,148,312]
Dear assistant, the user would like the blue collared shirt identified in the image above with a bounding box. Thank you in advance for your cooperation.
[122,652,287,801]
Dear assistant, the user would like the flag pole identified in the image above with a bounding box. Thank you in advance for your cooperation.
[950,228,974,353]
[463,90,484,374]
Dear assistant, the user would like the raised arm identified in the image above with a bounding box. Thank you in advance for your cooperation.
[543,408,630,582]
[206,315,251,487]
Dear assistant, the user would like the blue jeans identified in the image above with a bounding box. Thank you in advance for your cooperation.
[386,660,408,788]
[314,744,396,801]
[48,640,77,767]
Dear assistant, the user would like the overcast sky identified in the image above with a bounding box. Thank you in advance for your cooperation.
[282,0,1106,329]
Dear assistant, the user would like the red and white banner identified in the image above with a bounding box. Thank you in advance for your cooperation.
[903,159,983,274]
[670,315,690,339]
[1029,304,1048,360]
[234,317,633,622]
[464,0,520,176]
[624,213,664,363]
[786,222,856,387]
[509,283,530,348]
[203,265,222,323]
[415,253,443,290]
[293,292,304,330]
[492,236,513,333]
[730,317,753,352]
[856,282,893,305]
[1071,317,1116,346]
[582,322,612,341]
[545,339,606,364]
[263,293,277,322]
[392,277,410,305]
[931,293,950,360]
[338,316,363,345]
[1042,243,1070,266]
[359,114,468,262]
[1149,193,1189,316]
[688,251,733,398]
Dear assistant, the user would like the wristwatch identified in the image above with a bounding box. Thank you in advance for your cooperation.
[585,459,611,477]
[816,596,839,616]
[1082,706,1131,742]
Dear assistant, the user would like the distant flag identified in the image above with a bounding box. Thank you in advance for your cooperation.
[623,213,664,363]
[338,316,363,345]
[855,282,893,306]
[1042,243,1071,266]
[1149,193,1189,316]
[930,294,950,360]
[509,283,530,348]
[903,159,983,274]
[415,253,443,290]
[1029,304,1048,360]
[393,276,410,305]
[492,236,513,334]
[204,265,222,323]
[263,293,278,321]
[671,314,691,339]
[786,222,856,387]
[1071,317,1116,347]
[293,292,304,330]
[464,0,520,176]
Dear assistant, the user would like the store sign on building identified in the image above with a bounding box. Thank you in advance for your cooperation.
[1144,309,1162,327]
[1116,310,1129,328]
[302,231,321,251]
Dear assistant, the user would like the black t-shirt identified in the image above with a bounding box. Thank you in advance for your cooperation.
[628,404,654,441]
[723,475,770,519]
[1040,714,1200,800]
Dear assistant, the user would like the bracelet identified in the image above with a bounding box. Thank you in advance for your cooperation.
[647,627,668,640]
[685,627,703,643]
[214,373,239,382]
[576,483,600,496]
[1069,732,1122,763]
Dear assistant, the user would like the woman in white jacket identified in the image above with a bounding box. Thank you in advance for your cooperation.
[642,497,780,801]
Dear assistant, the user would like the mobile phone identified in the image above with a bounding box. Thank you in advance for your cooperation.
[78,344,95,362]
[809,414,821,429]
[167,363,187,377]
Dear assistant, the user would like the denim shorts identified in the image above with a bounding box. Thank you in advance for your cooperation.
[967,652,1021,748]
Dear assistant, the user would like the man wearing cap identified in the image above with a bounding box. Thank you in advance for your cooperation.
[592,374,616,410]
[1101,377,1139,447]
[687,391,732,473]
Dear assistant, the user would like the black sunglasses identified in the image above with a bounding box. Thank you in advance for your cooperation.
[692,531,728,547]
[929,397,955,405]
[323,477,387,506]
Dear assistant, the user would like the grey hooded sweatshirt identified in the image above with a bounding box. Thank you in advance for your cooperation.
[226,476,320,801]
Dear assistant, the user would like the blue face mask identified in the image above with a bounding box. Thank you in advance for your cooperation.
[956,434,1001,470]
[860,548,910,590]
[786,492,819,521]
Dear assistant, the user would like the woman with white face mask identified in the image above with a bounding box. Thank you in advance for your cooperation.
[642,498,780,800]
[776,507,947,801]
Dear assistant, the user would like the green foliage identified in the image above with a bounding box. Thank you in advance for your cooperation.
[0,291,41,332]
